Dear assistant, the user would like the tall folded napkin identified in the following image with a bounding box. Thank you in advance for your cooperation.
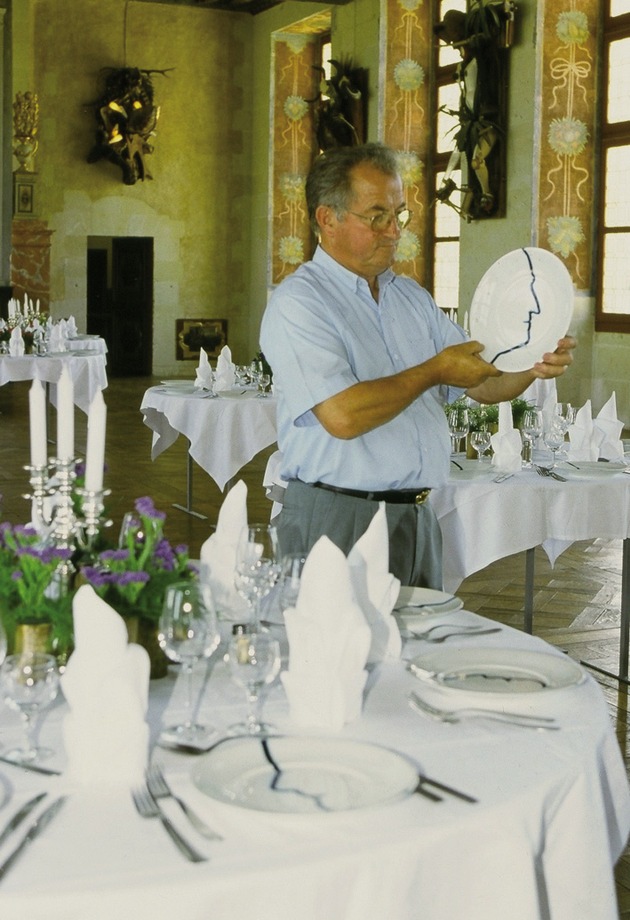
[194,346,215,392]
[66,315,78,338]
[490,401,522,472]
[199,479,249,617]
[347,503,402,664]
[215,344,236,390]
[48,323,66,353]
[282,536,372,732]
[567,399,604,461]
[541,392,558,434]
[60,585,150,786]
[8,326,25,356]
[593,392,625,461]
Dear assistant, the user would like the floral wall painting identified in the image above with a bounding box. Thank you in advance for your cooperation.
[382,0,433,283]
[537,2,596,290]
[434,1,515,222]
[271,31,322,285]
[86,67,164,185]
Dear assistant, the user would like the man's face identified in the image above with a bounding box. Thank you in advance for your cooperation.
[317,163,405,281]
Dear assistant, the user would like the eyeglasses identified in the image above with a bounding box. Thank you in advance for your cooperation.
[346,208,413,232]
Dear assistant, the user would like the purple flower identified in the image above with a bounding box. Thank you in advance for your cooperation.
[135,496,166,522]
[100,549,130,562]
[117,571,150,586]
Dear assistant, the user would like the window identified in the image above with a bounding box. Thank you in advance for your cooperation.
[596,1,630,332]
[430,0,467,316]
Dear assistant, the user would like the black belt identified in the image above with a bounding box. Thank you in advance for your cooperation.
[309,481,431,505]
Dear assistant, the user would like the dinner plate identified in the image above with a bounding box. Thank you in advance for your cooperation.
[562,460,628,478]
[160,379,194,387]
[160,384,200,397]
[409,647,585,711]
[450,459,495,480]
[469,247,573,372]
[394,586,463,616]
[191,736,418,814]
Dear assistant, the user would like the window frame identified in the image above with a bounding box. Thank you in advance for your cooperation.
[596,4,630,333]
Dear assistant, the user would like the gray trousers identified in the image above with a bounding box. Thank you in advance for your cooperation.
[275,480,443,590]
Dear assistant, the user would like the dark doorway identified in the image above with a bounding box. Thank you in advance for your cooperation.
[87,236,153,377]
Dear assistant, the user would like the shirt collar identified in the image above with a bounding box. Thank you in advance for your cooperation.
[313,246,396,296]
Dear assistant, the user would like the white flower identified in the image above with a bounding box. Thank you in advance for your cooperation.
[556,11,589,46]
[395,150,424,187]
[283,95,308,122]
[393,59,425,92]
[395,229,421,262]
[278,235,304,265]
[547,215,585,258]
[548,117,589,157]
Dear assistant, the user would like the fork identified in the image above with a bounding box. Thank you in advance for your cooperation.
[405,624,502,643]
[147,764,223,841]
[408,691,559,730]
[131,784,208,862]
[535,465,567,482]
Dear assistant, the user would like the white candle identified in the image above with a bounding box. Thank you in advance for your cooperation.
[84,390,107,491]
[56,366,74,461]
[28,378,47,467]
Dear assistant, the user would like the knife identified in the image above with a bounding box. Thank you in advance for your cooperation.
[0,796,67,883]
[0,755,61,777]
[0,792,47,849]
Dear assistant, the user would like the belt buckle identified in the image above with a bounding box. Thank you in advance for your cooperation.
[414,489,430,506]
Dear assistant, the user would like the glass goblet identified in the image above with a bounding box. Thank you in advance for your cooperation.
[0,652,59,764]
[447,406,469,455]
[543,421,566,469]
[158,581,220,747]
[235,524,281,627]
[277,553,307,615]
[470,429,491,464]
[521,408,544,468]
[257,373,271,398]
[226,631,281,735]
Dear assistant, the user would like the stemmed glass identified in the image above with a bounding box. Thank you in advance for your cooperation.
[277,553,307,615]
[521,408,544,468]
[447,406,469,455]
[543,421,566,469]
[257,372,271,398]
[0,652,59,764]
[235,525,281,626]
[158,581,220,747]
[470,429,491,464]
[226,631,281,735]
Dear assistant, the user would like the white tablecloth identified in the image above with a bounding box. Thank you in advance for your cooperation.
[0,353,108,414]
[0,613,628,920]
[65,335,108,357]
[431,460,630,593]
[140,386,278,491]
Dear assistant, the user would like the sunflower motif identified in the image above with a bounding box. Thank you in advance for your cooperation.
[556,11,589,46]
[547,215,585,259]
[395,229,421,262]
[279,173,306,202]
[283,95,308,122]
[278,235,304,265]
[397,0,423,11]
[395,150,423,187]
[547,117,589,157]
[393,59,425,92]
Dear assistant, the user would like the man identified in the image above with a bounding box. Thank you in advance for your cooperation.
[260,143,575,588]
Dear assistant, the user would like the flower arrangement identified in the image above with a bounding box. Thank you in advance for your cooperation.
[445,397,533,432]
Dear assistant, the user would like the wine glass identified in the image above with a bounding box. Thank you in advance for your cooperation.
[0,618,7,667]
[470,429,491,464]
[277,553,307,614]
[235,525,281,627]
[521,408,544,468]
[447,406,469,455]
[554,402,577,429]
[0,652,59,764]
[158,581,220,747]
[226,631,281,735]
[257,372,271,398]
[543,421,566,469]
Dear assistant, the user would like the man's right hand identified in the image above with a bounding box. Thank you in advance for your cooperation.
[430,340,502,388]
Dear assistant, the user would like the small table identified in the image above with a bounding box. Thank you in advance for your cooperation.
[0,352,109,414]
[431,459,630,680]
[140,386,278,516]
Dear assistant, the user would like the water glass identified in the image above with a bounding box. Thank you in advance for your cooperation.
[235,525,281,626]
[470,429,491,463]
[226,631,281,735]
[277,553,307,614]
[0,652,59,764]
[521,408,544,467]
[447,406,469,455]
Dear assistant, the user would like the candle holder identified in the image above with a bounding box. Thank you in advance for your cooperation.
[22,461,55,539]
[75,486,113,557]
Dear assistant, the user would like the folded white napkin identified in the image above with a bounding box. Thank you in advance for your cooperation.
[60,585,150,787]
[48,323,66,353]
[282,536,372,732]
[593,392,625,462]
[491,401,522,472]
[9,326,25,356]
[347,503,401,664]
[567,399,604,461]
[215,344,236,390]
[66,315,78,338]
[194,347,215,392]
[199,479,249,617]
[541,393,558,434]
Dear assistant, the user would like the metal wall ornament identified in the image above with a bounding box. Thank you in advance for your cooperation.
[434,0,515,222]
[308,59,367,150]
[13,92,40,174]
[86,67,167,185]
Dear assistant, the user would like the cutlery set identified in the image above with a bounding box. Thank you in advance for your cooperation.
[534,465,567,481]
[408,691,558,730]
[404,624,502,644]
[0,793,66,882]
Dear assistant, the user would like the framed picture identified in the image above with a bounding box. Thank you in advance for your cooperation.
[14,180,34,216]
[176,318,228,361]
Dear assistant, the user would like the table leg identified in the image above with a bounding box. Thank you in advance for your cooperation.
[172,450,208,520]
[523,547,535,634]
[580,537,630,686]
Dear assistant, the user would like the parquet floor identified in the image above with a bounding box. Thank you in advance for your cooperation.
[1,375,629,916]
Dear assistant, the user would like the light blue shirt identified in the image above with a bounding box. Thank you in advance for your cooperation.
[260,247,467,490]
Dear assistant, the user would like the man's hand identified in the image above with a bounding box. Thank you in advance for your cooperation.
[531,335,577,379]
[430,340,502,389]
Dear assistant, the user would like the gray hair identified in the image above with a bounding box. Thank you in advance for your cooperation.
[305,143,400,235]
